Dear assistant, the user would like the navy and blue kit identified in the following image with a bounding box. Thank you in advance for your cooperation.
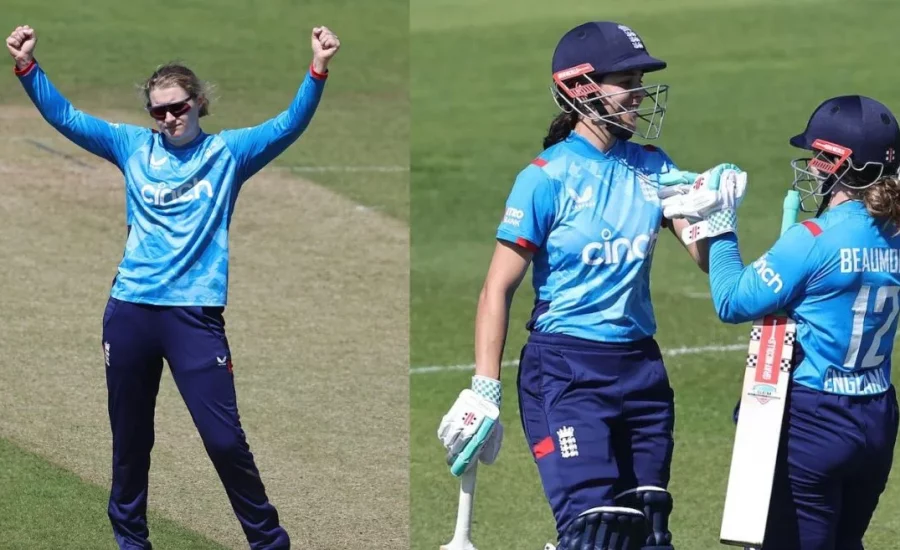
[499,131,679,538]
[17,59,327,549]
[710,202,900,549]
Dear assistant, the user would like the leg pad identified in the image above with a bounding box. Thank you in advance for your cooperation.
[556,506,646,550]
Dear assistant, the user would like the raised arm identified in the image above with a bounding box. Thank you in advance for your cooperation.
[220,26,341,183]
[7,26,145,167]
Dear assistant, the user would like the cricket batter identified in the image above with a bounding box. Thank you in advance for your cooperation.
[437,22,744,549]
[662,95,900,549]
[6,24,339,550]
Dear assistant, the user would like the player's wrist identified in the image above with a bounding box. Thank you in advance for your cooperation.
[309,60,328,79]
[14,57,35,75]
[471,375,502,407]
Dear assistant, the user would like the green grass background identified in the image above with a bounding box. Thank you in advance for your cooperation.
[0,439,226,549]
[411,0,900,548]
[1,0,408,219]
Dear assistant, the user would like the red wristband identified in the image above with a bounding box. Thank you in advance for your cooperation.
[14,58,36,76]
[309,63,328,80]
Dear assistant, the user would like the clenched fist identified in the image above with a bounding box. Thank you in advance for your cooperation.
[6,25,37,69]
[311,26,340,74]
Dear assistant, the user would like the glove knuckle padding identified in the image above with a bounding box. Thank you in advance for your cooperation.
[556,507,646,550]
[616,487,674,549]
[659,163,747,222]
[438,389,501,471]
[478,421,504,464]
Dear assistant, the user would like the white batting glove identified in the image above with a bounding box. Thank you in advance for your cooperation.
[437,375,504,474]
[678,208,738,244]
[658,163,747,220]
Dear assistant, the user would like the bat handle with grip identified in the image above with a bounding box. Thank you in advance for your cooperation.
[781,190,800,236]
[440,465,479,550]
[770,190,801,318]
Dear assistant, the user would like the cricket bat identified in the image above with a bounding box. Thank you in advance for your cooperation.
[719,190,800,548]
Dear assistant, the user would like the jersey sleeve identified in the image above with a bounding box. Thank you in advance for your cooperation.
[642,144,679,174]
[495,162,557,250]
[708,223,816,323]
[15,61,147,168]
[218,68,327,185]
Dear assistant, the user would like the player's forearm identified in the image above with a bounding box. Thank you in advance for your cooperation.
[17,62,77,130]
[680,238,710,273]
[16,62,117,161]
[474,284,514,381]
[708,234,757,323]
[692,238,710,273]
[240,70,326,175]
[286,68,327,132]
[669,218,709,272]
[271,71,326,141]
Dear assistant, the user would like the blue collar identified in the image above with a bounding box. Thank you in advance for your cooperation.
[564,130,622,160]
[829,199,867,215]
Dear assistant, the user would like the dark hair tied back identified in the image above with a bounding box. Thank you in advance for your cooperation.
[543,111,578,149]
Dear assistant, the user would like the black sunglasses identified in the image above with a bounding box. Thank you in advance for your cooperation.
[148,98,192,121]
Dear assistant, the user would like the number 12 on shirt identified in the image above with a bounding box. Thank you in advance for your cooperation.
[719,191,800,549]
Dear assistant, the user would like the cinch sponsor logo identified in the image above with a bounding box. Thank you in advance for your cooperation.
[142,178,213,206]
[502,207,525,227]
[752,255,783,293]
[581,230,658,266]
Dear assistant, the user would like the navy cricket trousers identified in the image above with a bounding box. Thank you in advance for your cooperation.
[517,331,675,536]
[763,383,899,550]
[102,297,289,550]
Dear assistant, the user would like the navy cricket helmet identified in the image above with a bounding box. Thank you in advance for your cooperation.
[550,21,668,140]
[790,95,900,212]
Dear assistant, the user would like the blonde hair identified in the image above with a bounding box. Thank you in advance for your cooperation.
[140,62,215,117]
[859,175,900,232]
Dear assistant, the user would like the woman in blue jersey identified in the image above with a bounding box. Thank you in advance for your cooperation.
[663,95,900,549]
[437,21,744,550]
[7,24,339,550]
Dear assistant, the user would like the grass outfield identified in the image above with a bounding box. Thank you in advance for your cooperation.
[0,438,226,550]
[0,0,408,220]
[0,1,408,548]
[411,0,900,548]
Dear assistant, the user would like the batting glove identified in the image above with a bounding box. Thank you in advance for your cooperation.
[658,163,747,220]
[437,375,504,476]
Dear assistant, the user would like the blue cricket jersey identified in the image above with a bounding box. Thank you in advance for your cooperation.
[710,200,900,396]
[497,131,678,343]
[17,61,326,306]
